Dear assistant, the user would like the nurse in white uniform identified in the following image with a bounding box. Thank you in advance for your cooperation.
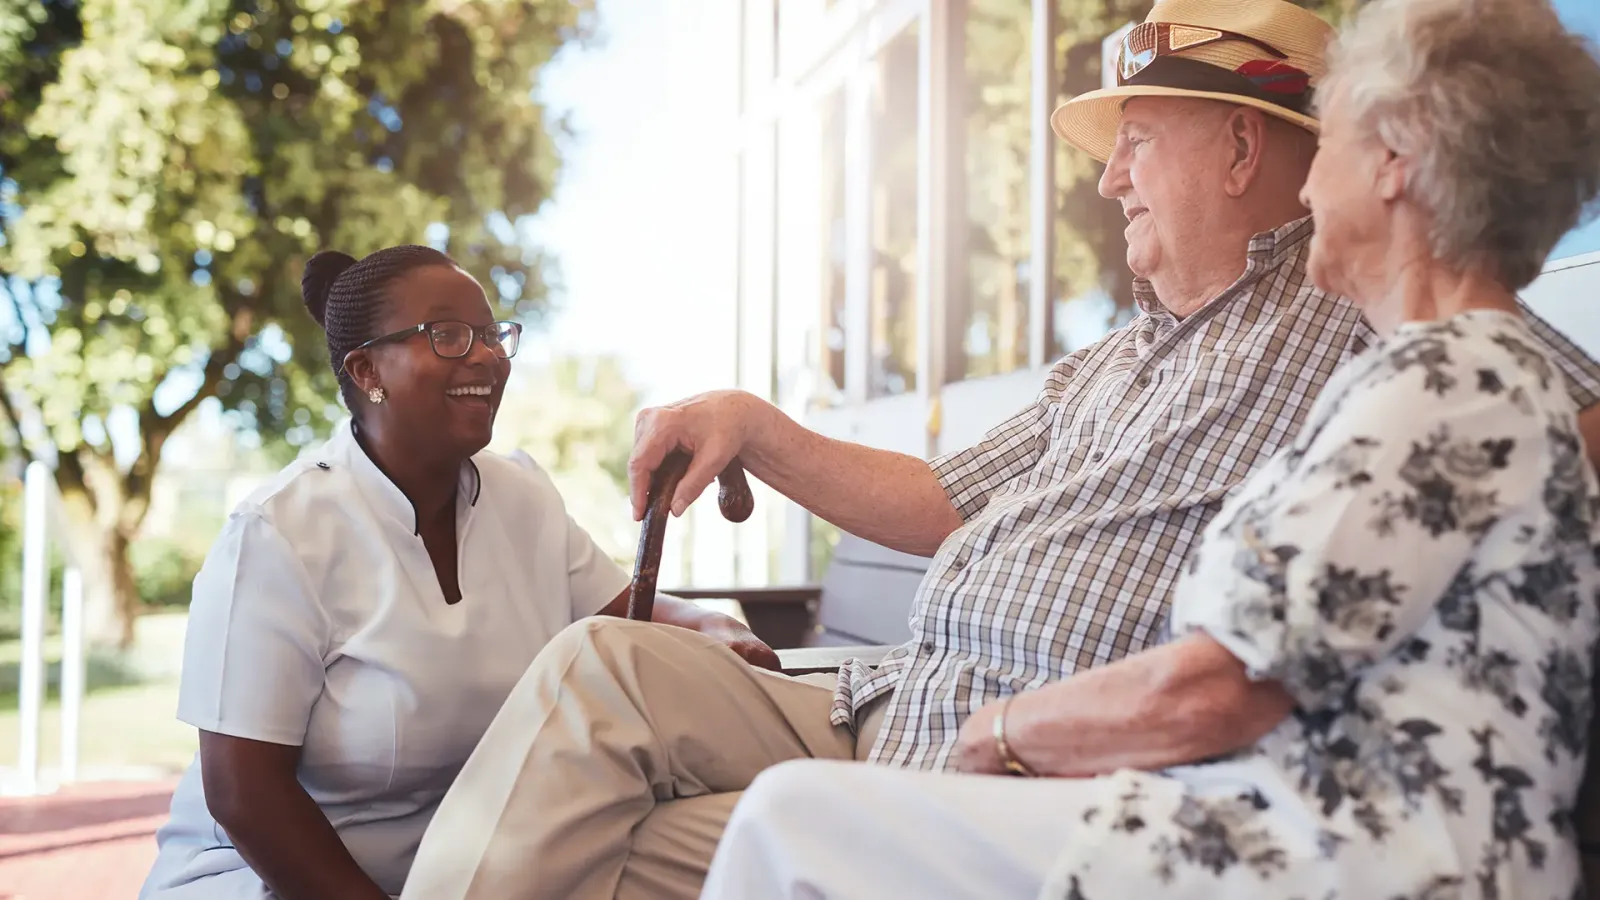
[139,244,778,900]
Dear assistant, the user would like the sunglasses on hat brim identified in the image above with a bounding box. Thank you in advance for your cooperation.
[1118,21,1288,84]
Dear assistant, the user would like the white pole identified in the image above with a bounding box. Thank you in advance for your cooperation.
[17,461,50,796]
[59,567,84,785]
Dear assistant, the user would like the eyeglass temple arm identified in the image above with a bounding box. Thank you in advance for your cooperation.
[627,452,755,621]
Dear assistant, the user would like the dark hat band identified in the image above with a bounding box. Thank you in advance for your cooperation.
[1120,55,1314,117]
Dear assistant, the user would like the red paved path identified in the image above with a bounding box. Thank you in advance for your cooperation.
[0,780,177,900]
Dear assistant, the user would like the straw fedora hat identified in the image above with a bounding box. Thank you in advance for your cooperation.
[1051,0,1335,162]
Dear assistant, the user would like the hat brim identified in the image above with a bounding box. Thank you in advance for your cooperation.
[1051,85,1321,162]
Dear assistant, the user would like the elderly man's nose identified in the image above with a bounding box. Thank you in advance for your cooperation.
[1098,149,1130,200]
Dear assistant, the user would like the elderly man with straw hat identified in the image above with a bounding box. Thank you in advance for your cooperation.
[400,1,1600,899]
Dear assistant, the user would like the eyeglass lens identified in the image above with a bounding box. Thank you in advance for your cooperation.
[428,322,519,359]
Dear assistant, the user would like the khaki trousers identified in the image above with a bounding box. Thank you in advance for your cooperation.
[400,617,889,900]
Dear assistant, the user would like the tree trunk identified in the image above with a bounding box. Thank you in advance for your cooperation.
[107,528,140,649]
[56,449,156,651]
[62,504,143,649]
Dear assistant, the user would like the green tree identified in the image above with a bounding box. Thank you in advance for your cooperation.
[489,355,644,564]
[0,0,588,646]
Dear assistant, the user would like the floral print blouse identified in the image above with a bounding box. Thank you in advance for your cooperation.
[1039,310,1600,900]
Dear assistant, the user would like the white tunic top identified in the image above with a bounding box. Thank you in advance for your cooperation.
[140,421,631,899]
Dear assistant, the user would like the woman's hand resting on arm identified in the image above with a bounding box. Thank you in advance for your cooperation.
[953,632,1295,777]
[199,732,391,900]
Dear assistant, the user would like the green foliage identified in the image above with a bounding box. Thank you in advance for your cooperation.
[490,355,644,563]
[492,355,644,488]
[0,0,591,644]
[129,537,207,609]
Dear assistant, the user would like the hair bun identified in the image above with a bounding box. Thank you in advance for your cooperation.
[301,250,359,328]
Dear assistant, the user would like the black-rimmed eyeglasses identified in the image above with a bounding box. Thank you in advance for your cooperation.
[347,320,523,367]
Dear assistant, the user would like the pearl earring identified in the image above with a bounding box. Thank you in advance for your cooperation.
[367,387,386,404]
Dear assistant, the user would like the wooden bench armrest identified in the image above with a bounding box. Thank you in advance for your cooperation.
[777,645,893,676]
[665,585,823,606]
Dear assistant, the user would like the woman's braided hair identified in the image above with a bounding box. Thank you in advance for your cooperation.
[301,244,457,409]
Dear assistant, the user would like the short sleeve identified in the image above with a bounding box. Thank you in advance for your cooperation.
[1520,301,1600,410]
[1174,336,1551,711]
[566,513,631,620]
[930,354,1085,520]
[176,511,329,746]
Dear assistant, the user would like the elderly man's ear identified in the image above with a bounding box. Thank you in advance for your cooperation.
[1222,108,1270,198]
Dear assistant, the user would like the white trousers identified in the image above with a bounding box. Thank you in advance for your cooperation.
[701,759,1081,900]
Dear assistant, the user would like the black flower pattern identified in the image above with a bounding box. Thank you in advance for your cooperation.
[1492,332,1555,390]
[1536,648,1590,763]
[1389,333,1458,395]
[1152,793,1287,883]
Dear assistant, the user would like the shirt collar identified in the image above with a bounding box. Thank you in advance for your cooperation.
[1131,215,1314,316]
[325,419,482,535]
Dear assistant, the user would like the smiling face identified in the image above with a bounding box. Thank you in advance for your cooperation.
[1098,97,1236,285]
[1299,85,1402,307]
[346,265,511,462]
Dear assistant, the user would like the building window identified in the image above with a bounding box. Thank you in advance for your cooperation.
[776,88,849,411]
[820,89,849,401]
[868,23,921,398]
[1049,5,1143,360]
[960,0,1033,380]
[742,0,776,114]
[1552,0,1600,261]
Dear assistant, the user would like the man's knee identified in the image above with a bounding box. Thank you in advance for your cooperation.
[547,615,660,659]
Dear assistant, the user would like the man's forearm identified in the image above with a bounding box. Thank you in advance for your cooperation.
[1005,634,1293,778]
[739,401,963,557]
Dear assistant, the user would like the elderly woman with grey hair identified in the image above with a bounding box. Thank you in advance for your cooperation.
[697,0,1600,897]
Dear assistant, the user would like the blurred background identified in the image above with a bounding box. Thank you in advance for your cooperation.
[0,0,1596,893]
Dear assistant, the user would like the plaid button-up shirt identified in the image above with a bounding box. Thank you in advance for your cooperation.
[831,216,1600,771]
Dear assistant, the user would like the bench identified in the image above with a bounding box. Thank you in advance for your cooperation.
[667,534,931,675]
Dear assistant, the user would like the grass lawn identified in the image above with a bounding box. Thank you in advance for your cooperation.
[0,612,196,780]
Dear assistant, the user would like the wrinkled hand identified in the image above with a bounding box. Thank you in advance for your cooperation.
[951,699,1010,775]
[630,390,763,520]
[697,611,782,672]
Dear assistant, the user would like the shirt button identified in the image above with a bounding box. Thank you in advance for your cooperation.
[921,640,936,655]
[951,556,966,571]
[1090,450,1104,462]
[1136,374,1151,387]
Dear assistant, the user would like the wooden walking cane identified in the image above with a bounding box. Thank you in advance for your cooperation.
[627,451,755,621]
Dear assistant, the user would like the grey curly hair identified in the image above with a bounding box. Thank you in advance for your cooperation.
[1319,0,1600,290]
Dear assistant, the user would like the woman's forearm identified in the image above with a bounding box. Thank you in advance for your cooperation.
[596,590,720,629]
[1005,634,1294,778]
[200,733,388,900]
[219,782,389,900]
